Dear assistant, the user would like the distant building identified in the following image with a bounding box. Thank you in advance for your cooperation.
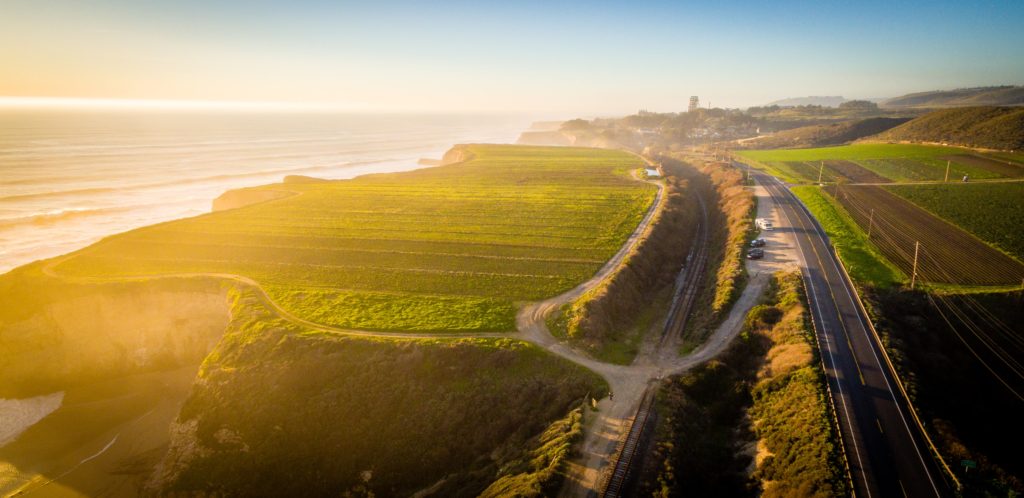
[688,96,700,112]
[645,168,661,178]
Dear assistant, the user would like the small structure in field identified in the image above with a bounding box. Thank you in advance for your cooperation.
[645,168,661,178]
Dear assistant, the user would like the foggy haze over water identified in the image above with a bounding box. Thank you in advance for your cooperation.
[0,109,530,273]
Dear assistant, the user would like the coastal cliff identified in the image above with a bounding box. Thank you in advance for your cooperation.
[0,273,229,398]
[147,290,602,497]
[211,188,291,212]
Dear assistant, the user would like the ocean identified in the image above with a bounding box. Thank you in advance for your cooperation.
[0,109,531,274]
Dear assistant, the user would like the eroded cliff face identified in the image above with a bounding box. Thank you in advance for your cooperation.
[440,144,474,165]
[0,264,600,496]
[145,291,604,498]
[211,188,291,212]
[0,278,229,398]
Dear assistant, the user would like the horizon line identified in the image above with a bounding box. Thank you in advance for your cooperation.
[0,96,584,116]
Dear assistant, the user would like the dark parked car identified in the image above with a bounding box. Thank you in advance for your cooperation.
[750,238,766,248]
[747,248,765,259]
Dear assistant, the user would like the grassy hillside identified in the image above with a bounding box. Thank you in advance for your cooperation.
[882,86,1024,108]
[872,106,1024,150]
[740,117,909,149]
[150,288,606,497]
[555,162,699,362]
[52,145,655,333]
[738,143,1024,184]
[683,158,756,341]
[643,272,847,497]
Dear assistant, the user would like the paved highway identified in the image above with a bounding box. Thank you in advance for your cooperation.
[753,170,948,498]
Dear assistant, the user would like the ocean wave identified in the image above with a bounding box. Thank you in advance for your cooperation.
[0,159,394,204]
[0,205,156,228]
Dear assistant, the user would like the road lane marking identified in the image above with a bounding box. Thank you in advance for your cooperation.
[758,176,872,498]
[772,174,943,497]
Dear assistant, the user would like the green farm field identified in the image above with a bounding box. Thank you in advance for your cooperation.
[885,182,1024,262]
[737,144,1024,184]
[52,145,657,332]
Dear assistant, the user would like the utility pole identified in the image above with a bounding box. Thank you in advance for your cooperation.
[944,160,951,182]
[818,161,824,184]
[911,241,920,290]
[868,209,874,238]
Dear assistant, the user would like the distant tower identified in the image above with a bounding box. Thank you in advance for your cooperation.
[688,96,700,112]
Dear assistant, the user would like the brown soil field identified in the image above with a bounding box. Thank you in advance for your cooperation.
[784,160,890,184]
[944,154,1024,178]
[824,160,891,183]
[831,185,1024,286]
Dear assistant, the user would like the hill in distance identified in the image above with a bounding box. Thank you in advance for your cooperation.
[739,117,910,149]
[870,106,1024,151]
[882,86,1024,108]
[766,96,848,107]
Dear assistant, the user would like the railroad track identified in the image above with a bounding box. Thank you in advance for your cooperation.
[659,191,710,347]
[600,384,658,498]
[601,177,713,498]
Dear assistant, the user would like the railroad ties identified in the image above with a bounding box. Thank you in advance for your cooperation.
[602,182,712,497]
[601,385,658,498]
[660,193,710,347]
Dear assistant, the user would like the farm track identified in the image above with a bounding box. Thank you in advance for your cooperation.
[784,177,1024,187]
[44,163,668,343]
[41,153,762,498]
[940,154,1024,178]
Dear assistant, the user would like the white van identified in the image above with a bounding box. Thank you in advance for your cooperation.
[756,218,774,231]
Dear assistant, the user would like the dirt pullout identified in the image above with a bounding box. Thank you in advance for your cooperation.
[559,178,801,497]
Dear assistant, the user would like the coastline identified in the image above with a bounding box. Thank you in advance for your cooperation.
[0,392,64,448]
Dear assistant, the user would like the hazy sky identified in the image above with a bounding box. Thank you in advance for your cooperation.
[2,0,1023,114]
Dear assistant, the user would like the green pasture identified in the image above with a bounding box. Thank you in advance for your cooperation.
[53,145,656,332]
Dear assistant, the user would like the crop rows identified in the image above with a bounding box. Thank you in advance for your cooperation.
[739,144,1023,183]
[56,145,656,332]
[885,182,1024,262]
[830,185,1024,286]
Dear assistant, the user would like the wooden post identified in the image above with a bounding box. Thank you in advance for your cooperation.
[911,241,920,290]
[944,160,951,182]
[868,209,874,238]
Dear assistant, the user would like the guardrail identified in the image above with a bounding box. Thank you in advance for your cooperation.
[788,187,962,492]
[832,254,961,491]
[798,271,858,495]
[761,174,857,495]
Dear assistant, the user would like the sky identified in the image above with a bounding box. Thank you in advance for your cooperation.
[2,0,1023,114]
